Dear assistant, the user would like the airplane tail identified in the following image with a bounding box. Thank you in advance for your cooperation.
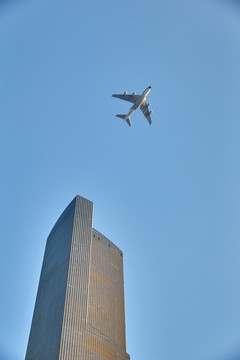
[116,114,132,127]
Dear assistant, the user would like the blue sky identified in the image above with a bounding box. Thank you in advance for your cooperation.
[1,0,240,359]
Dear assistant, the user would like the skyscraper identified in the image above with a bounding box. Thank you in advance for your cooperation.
[25,195,130,360]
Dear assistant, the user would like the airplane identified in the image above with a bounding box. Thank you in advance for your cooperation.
[112,86,153,127]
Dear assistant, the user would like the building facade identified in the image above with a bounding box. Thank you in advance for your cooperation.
[25,195,130,360]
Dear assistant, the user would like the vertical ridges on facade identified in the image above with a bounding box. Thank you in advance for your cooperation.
[25,195,130,360]
[25,197,77,360]
[86,229,129,360]
[59,196,93,360]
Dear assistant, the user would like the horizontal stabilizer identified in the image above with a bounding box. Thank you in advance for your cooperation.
[116,114,131,127]
[116,114,126,120]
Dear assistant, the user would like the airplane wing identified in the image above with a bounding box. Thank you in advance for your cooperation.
[140,100,152,125]
[112,93,141,104]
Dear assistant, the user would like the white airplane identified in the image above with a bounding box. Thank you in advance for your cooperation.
[112,86,153,127]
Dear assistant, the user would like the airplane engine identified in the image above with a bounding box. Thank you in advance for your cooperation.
[150,110,153,114]
[148,102,151,107]
[132,91,136,95]
[124,91,127,95]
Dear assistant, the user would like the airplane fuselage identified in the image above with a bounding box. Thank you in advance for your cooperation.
[142,86,151,96]
[127,86,151,117]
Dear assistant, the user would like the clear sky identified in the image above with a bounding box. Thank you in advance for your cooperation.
[1,0,240,359]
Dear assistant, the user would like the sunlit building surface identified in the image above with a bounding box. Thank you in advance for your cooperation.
[25,195,130,360]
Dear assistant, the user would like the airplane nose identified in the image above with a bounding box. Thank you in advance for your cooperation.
[149,86,152,89]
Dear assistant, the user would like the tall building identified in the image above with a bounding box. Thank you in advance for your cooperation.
[25,195,130,360]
